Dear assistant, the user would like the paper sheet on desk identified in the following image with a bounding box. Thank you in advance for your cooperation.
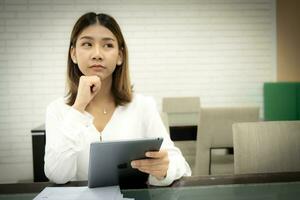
[33,185,134,200]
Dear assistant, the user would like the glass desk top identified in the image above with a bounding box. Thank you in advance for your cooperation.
[1,172,300,200]
[123,182,300,200]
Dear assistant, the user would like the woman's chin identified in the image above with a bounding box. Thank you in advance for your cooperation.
[88,72,104,78]
[94,73,110,82]
[86,71,111,81]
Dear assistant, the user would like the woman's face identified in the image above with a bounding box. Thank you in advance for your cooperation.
[71,24,123,81]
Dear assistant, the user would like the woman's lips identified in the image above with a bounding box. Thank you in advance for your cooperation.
[90,64,106,70]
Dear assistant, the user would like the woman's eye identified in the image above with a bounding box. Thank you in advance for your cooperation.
[82,42,92,47]
[104,43,113,48]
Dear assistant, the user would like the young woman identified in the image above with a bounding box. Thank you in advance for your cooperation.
[44,12,191,186]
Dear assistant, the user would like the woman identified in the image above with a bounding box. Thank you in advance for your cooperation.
[44,12,191,186]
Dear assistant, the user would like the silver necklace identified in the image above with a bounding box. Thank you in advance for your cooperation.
[103,108,107,115]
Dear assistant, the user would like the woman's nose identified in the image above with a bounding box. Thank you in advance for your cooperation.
[92,46,104,61]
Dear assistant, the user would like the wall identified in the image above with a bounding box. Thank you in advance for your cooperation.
[277,0,300,81]
[0,0,276,182]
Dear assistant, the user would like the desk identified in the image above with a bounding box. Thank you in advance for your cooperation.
[1,172,300,200]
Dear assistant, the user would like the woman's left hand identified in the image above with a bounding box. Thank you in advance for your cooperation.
[131,150,169,180]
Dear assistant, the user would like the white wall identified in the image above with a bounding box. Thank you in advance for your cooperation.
[0,0,276,182]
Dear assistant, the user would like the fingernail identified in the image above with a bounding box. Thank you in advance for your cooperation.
[131,161,136,168]
[146,152,150,157]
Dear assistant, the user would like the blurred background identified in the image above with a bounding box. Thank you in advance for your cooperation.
[0,0,299,183]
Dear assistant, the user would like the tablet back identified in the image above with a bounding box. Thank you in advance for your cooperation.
[88,137,163,188]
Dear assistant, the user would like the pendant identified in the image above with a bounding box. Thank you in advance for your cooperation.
[103,108,107,115]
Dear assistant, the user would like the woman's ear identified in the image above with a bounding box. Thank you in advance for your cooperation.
[70,46,77,64]
[117,48,124,66]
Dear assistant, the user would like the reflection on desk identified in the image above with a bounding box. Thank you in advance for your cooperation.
[1,172,300,200]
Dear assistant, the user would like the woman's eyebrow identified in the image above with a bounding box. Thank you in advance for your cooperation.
[79,36,115,41]
[79,36,94,40]
[102,37,115,41]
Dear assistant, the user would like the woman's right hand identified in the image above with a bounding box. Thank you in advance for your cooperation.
[72,75,101,113]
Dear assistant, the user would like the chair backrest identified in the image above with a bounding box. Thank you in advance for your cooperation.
[162,97,200,173]
[160,112,170,134]
[194,107,260,175]
[162,97,200,126]
[233,121,300,174]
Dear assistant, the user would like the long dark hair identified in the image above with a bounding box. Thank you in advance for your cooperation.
[65,12,132,106]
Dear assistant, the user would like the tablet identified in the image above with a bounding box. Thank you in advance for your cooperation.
[88,137,163,188]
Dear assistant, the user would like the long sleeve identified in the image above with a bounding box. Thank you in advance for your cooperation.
[143,97,192,186]
[44,100,94,184]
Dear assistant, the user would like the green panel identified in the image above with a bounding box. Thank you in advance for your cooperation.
[298,84,300,120]
[264,82,298,121]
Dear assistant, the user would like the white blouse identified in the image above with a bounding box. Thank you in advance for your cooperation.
[44,93,191,186]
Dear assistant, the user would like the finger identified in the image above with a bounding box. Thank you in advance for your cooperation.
[131,158,168,167]
[86,76,100,87]
[136,168,150,174]
[91,84,100,93]
[91,75,101,84]
[89,77,101,93]
[145,150,168,158]
[137,164,168,172]
[137,167,168,178]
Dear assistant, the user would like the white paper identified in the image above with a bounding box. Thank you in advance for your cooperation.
[33,186,134,200]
